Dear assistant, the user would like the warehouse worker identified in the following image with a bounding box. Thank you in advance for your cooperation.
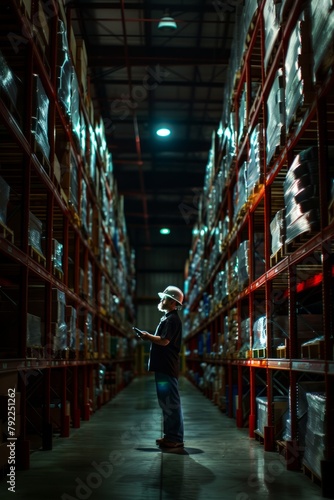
[139,286,184,448]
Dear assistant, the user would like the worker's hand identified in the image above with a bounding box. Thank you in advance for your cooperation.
[140,331,149,340]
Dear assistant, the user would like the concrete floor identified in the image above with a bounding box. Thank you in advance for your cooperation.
[0,375,324,499]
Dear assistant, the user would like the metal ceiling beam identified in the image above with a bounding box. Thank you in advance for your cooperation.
[86,46,230,67]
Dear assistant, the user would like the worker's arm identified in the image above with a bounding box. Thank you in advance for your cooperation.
[140,331,170,346]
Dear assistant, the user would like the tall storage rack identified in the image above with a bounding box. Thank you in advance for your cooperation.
[0,0,136,471]
[183,0,334,497]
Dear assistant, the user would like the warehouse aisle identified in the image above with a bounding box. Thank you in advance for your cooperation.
[0,375,324,500]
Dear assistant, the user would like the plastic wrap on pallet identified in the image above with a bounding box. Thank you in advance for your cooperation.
[254,233,265,279]
[270,209,286,255]
[81,179,87,233]
[238,240,249,290]
[66,313,76,352]
[27,313,42,347]
[263,0,281,71]
[52,288,66,324]
[0,50,18,109]
[57,20,72,117]
[303,393,326,478]
[53,322,68,351]
[227,249,239,295]
[256,396,288,438]
[31,74,50,159]
[225,308,238,356]
[247,124,263,194]
[57,55,73,118]
[233,162,248,222]
[243,0,258,41]
[310,0,334,75]
[238,84,247,144]
[213,270,228,309]
[71,70,80,142]
[285,209,319,244]
[266,69,284,165]
[252,316,266,350]
[69,148,79,211]
[0,176,10,225]
[284,149,319,243]
[239,318,250,356]
[89,124,97,183]
[88,261,93,300]
[52,239,63,271]
[29,212,44,256]
[79,112,87,158]
[286,9,313,129]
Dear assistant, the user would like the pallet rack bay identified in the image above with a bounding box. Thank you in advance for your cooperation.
[0,0,136,471]
[183,1,334,497]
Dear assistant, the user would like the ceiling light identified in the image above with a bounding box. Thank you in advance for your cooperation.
[158,10,177,31]
[160,228,171,235]
[156,127,171,137]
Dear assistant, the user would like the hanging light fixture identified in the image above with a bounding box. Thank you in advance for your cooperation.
[158,9,177,31]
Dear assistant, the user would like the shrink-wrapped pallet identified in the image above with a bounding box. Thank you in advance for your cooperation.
[0,50,18,110]
[284,147,319,243]
[285,11,313,129]
[266,69,284,165]
[57,20,72,118]
[303,393,326,478]
[247,124,263,196]
[31,74,50,159]
[310,0,334,75]
[270,209,285,255]
[263,0,281,71]
[238,240,249,290]
[252,316,266,350]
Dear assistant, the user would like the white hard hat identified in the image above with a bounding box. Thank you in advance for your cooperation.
[158,286,184,305]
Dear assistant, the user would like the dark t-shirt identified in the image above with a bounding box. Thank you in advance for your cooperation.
[148,310,182,378]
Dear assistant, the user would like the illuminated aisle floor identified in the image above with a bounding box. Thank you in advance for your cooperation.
[0,375,324,500]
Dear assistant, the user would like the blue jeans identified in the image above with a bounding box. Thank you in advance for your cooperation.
[155,372,184,443]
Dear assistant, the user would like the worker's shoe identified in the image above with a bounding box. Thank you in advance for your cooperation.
[156,437,165,445]
[157,438,184,448]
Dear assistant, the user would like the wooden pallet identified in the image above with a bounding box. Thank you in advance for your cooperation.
[284,231,316,255]
[0,220,14,243]
[302,464,321,487]
[252,348,267,359]
[52,265,64,281]
[276,345,287,359]
[270,246,284,267]
[248,182,264,204]
[301,339,324,360]
[29,245,46,267]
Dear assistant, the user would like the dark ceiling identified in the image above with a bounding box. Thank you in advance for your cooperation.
[69,0,236,251]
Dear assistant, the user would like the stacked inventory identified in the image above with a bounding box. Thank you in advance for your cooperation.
[284,11,313,130]
[284,147,319,244]
[247,124,263,196]
[266,68,284,166]
[310,0,334,76]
